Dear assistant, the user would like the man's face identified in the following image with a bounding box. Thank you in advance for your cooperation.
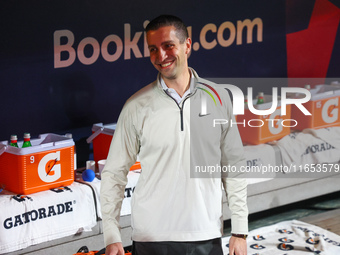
[147,26,191,80]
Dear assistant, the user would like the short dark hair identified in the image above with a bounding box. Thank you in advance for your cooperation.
[145,15,189,43]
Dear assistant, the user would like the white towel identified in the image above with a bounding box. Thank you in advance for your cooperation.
[243,144,276,183]
[303,127,340,149]
[81,169,141,218]
[276,128,340,169]
[222,220,340,254]
[0,182,97,254]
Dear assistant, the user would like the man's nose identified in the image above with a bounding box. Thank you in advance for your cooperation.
[157,49,167,62]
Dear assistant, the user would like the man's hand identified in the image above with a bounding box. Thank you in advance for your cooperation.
[229,236,247,255]
[105,242,125,255]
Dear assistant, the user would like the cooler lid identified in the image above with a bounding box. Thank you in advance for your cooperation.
[87,123,117,143]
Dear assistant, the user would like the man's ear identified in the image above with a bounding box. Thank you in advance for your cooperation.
[186,37,192,57]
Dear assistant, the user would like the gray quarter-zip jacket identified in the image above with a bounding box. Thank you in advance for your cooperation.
[100,68,248,246]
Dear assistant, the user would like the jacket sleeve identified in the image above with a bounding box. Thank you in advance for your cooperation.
[220,90,248,235]
[100,102,140,246]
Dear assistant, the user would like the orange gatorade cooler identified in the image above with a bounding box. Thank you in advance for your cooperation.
[87,123,140,171]
[237,95,291,145]
[290,84,340,131]
[0,133,74,194]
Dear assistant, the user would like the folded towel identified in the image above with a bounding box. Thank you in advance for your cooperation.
[276,128,340,169]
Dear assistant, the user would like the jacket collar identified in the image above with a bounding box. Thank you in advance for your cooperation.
[155,67,200,95]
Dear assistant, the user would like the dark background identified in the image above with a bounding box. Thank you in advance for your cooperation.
[1,0,339,167]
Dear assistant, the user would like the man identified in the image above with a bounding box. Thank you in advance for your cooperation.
[100,15,248,255]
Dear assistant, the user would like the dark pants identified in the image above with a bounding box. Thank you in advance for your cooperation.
[132,238,223,255]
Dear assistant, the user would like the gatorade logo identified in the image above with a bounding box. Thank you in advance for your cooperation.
[38,151,61,183]
[321,98,338,123]
[50,186,72,193]
[268,109,283,135]
[277,243,294,251]
[3,201,73,230]
[278,237,294,243]
[12,195,33,202]
[250,244,266,250]
[306,237,320,245]
[278,229,293,234]
[305,247,321,254]
[253,235,266,241]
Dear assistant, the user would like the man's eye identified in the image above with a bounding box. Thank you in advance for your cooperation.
[149,48,156,53]
[166,44,174,49]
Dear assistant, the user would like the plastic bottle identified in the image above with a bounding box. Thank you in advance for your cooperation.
[257,92,264,104]
[22,133,32,148]
[10,135,19,147]
[244,95,248,109]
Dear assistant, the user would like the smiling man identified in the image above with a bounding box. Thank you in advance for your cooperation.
[100,15,248,255]
[147,24,191,96]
